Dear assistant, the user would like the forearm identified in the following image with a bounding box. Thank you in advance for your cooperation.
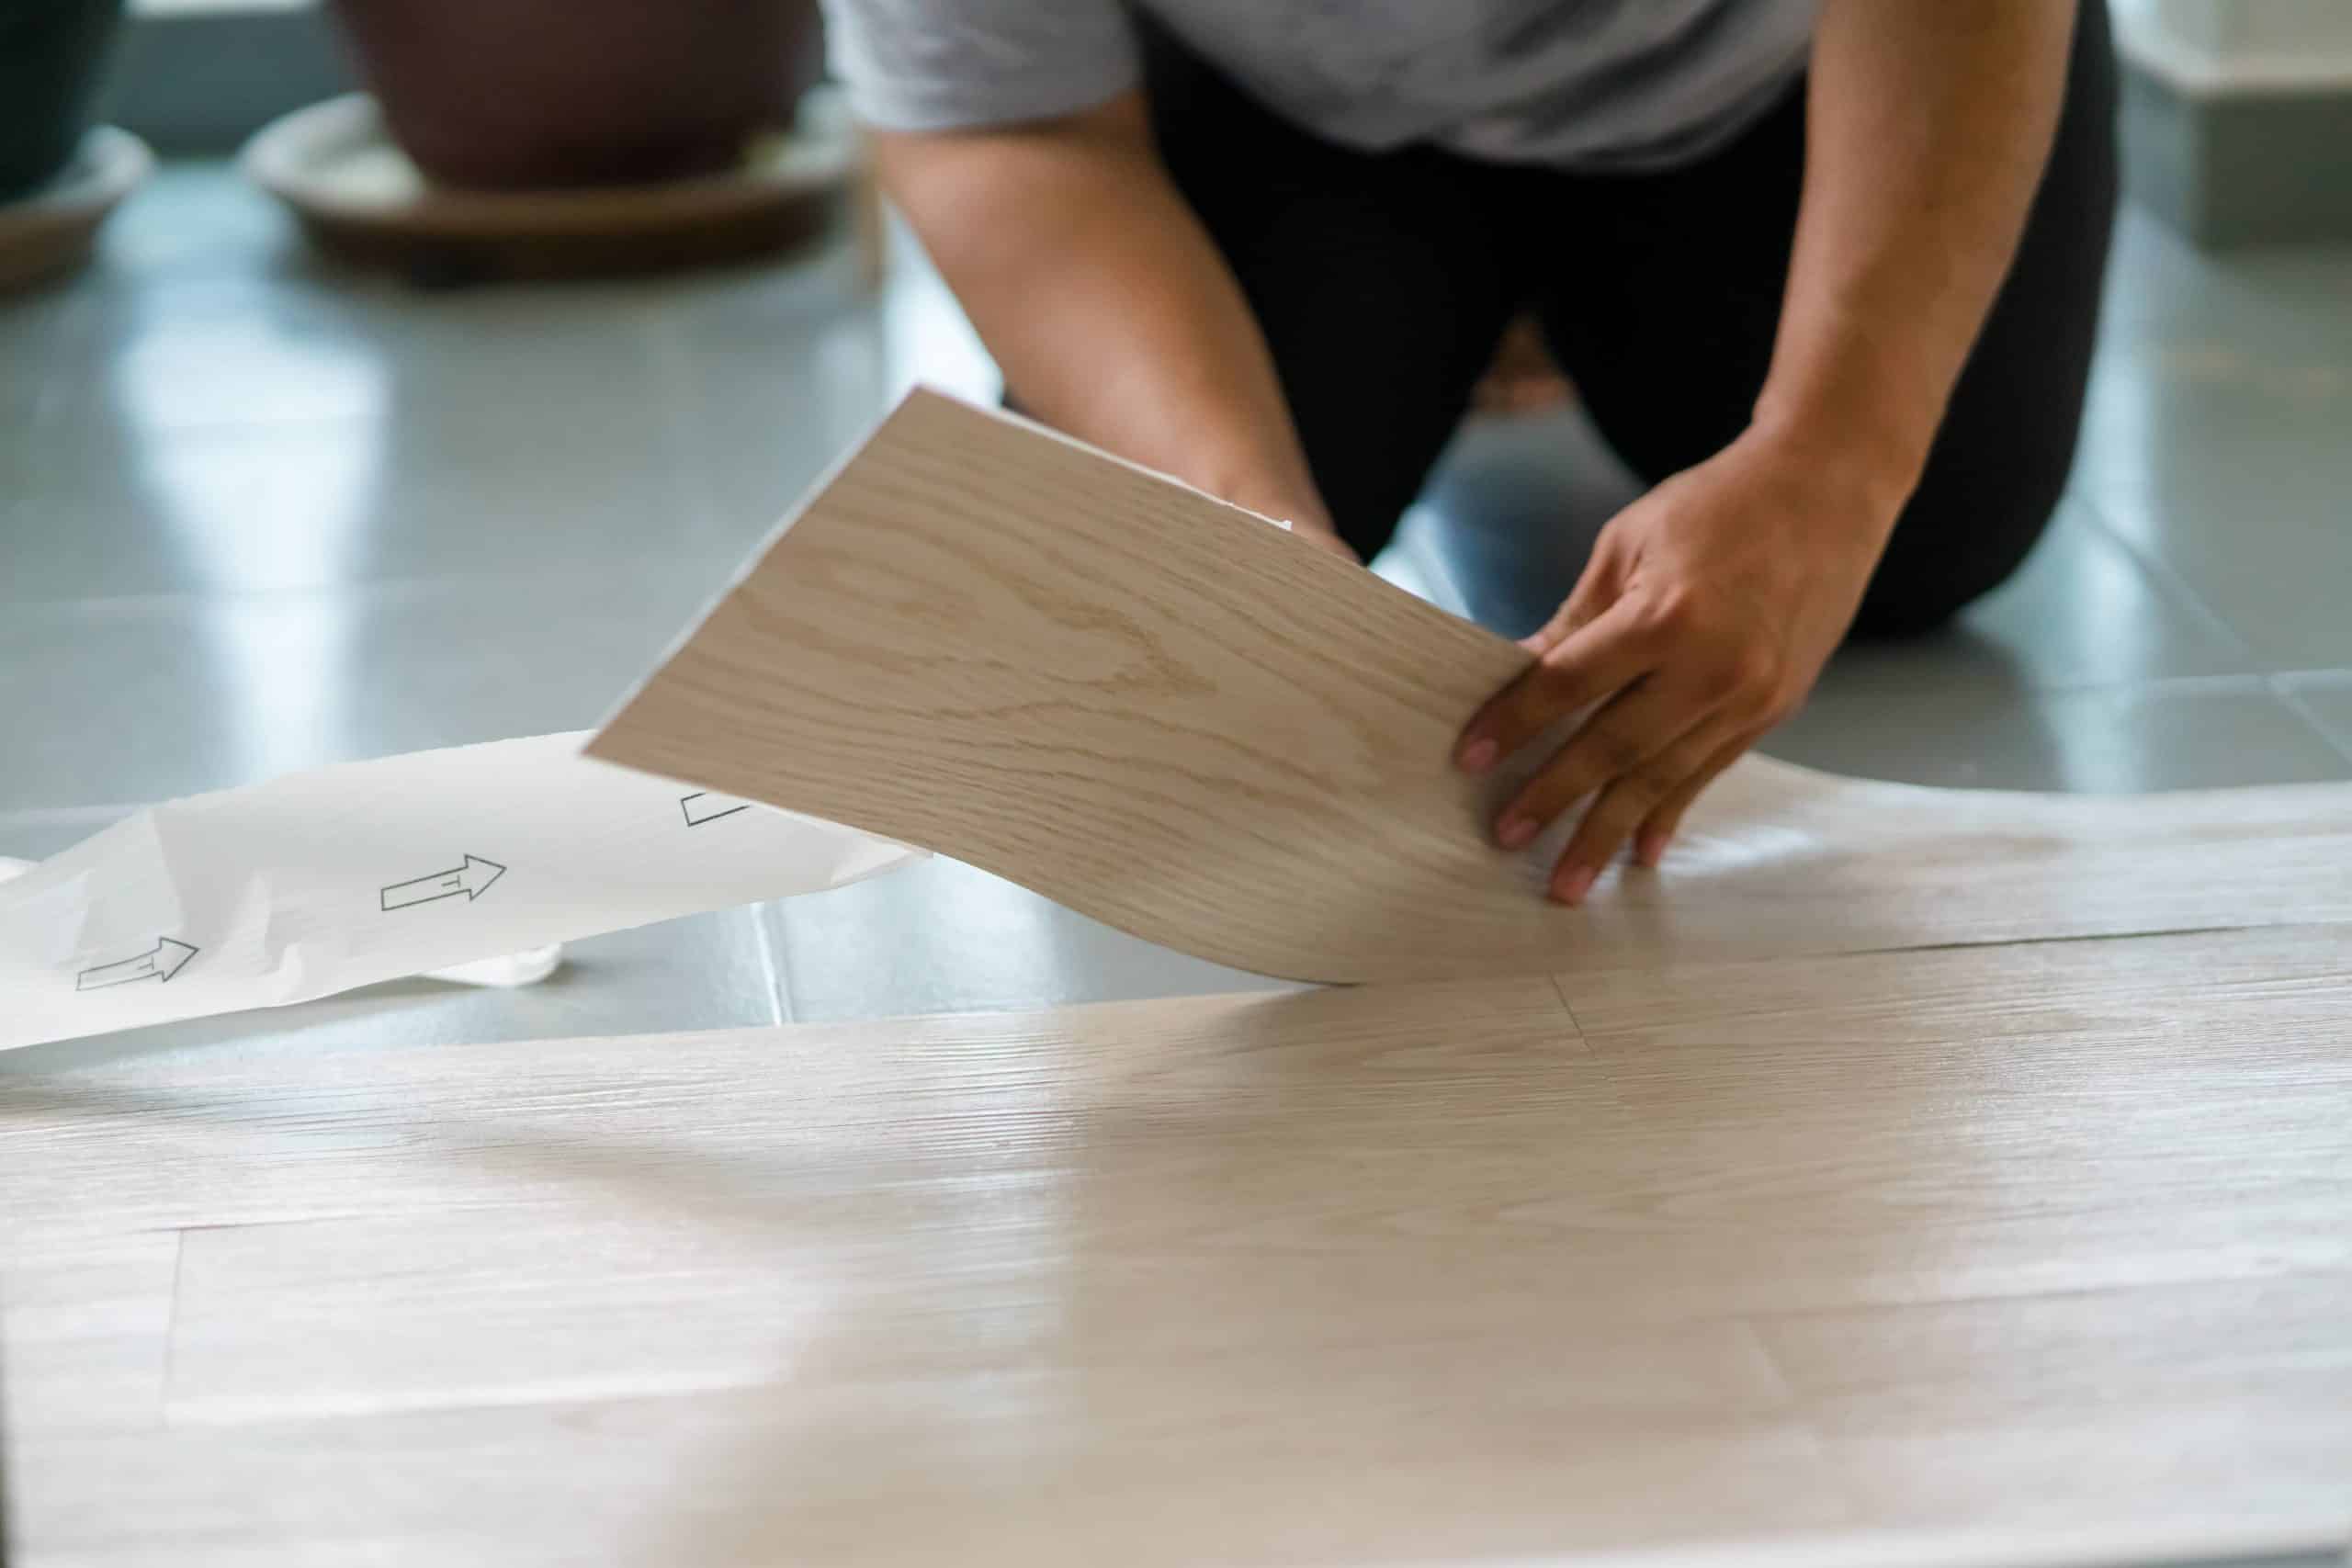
[1752,0,2075,513]
[873,97,1330,527]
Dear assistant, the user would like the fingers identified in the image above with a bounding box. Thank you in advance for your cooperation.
[1457,594,1657,774]
[1489,679,1708,851]
[1633,735,1754,869]
[1547,725,1739,904]
[1519,535,1624,657]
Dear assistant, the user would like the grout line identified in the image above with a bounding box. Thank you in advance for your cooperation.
[2271,679,2352,769]
[3,558,735,625]
[1994,671,2306,705]
[0,804,146,829]
[753,902,796,1025]
[2132,673,2301,698]
[2066,487,2269,671]
[642,310,718,544]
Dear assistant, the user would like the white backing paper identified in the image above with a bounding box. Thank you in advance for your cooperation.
[0,733,921,1051]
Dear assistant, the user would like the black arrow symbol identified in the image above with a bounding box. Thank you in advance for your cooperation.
[76,938,199,991]
[379,855,506,912]
[680,791,752,828]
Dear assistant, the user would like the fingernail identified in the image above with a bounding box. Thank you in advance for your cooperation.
[1459,739,1498,774]
[1497,815,1537,850]
[1553,865,1596,906]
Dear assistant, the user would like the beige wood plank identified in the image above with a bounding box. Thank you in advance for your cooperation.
[1564,922,2352,1064]
[1754,1273,2352,1542]
[586,388,2352,982]
[9,948,2351,1563]
[1623,757,2352,965]
[160,1206,1791,1424]
[1530,927,2352,1313]
[1554,928,2352,1287]
[587,386,1540,985]
[0,1233,176,1436]
[1556,927,2352,1187]
[13,979,1854,1565]
[0,978,1590,1247]
[14,1380,1844,1568]
[1761,1270,2352,1416]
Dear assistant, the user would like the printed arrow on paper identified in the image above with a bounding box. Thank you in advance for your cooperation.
[76,937,199,991]
[680,791,752,828]
[379,854,506,912]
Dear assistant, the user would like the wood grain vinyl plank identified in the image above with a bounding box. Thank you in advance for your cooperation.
[13,1375,1847,1568]
[1752,1273,2352,1542]
[587,389,2352,984]
[1420,1162,2352,1325]
[1758,1270,2352,1411]
[9,949,2351,1562]
[1534,927,2352,1314]
[1563,923,2352,1060]
[1610,758,2352,970]
[0,979,1590,1249]
[1556,928,2352,1163]
[0,1232,177,1437]
[158,1203,1792,1424]
[587,387,1543,984]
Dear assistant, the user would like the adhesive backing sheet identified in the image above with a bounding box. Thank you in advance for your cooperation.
[0,732,919,1051]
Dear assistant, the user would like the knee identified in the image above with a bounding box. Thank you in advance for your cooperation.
[1849,444,2073,640]
[1849,552,2025,639]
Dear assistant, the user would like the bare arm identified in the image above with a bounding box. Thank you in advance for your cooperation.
[1754,0,2078,497]
[872,94,1346,549]
[1456,0,2078,902]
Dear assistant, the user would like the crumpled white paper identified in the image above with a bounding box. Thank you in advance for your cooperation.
[0,732,921,1051]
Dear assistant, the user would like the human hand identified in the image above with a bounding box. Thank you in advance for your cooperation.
[1452,427,1909,903]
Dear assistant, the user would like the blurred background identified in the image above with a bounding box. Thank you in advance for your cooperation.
[0,0,2349,1041]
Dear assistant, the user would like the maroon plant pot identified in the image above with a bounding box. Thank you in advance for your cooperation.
[331,0,820,190]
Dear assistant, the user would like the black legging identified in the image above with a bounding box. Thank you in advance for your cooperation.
[1138,4,2119,637]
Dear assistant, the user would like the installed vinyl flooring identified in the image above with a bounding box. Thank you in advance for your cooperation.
[6,931,2349,1564]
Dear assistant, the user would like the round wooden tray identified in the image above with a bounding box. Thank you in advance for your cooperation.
[0,125,152,293]
[242,86,862,284]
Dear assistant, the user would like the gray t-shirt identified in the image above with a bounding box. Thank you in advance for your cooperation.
[821,0,1815,171]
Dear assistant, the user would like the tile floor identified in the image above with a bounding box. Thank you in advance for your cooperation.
[3,164,2351,1071]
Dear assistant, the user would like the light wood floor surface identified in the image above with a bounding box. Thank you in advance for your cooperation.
[6,925,2348,1565]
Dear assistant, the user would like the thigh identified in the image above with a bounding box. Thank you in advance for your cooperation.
[1532,2,2119,635]
[1526,80,1804,491]
[1141,22,1528,559]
